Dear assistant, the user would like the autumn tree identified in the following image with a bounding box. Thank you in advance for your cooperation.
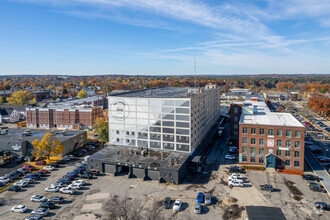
[6,90,32,105]
[93,117,109,142]
[78,89,87,98]
[0,96,3,104]
[31,132,64,160]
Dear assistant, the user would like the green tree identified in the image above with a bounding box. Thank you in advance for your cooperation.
[78,89,87,98]
[93,117,109,142]
[6,90,32,105]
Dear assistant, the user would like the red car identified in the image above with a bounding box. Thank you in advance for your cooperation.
[23,165,35,170]
[35,161,46,165]
[38,169,49,174]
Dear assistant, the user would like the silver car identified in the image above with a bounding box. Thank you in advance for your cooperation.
[205,193,212,205]
[194,203,201,214]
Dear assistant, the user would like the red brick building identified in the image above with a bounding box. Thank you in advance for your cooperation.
[230,100,305,173]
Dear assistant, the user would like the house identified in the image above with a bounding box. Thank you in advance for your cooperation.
[0,108,19,123]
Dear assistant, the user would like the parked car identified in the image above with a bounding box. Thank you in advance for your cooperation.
[302,174,321,181]
[38,170,49,175]
[228,180,243,188]
[315,202,330,210]
[229,166,245,173]
[18,168,30,174]
[35,161,46,165]
[225,154,236,160]
[11,205,28,213]
[259,185,274,192]
[49,163,59,168]
[24,214,43,220]
[228,173,244,182]
[0,176,13,184]
[39,202,56,209]
[80,173,93,179]
[90,169,100,176]
[163,197,171,209]
[48,196,64,204]
[196,192,204,203]
[309,185,327,193]
[7,185,21,192]
[57,178,71,185]
[31,208,49,216]
[14,181,29,188]
[51,182,64,188]
[45,185,60,192]
[69,182,83,190]
[194,203,202,214]
[23,165,35,170]
[59,186,76,195]
[73,179,85,185]
[173,199,182,212]
[205,193,212,205]
[31,195,47,202]
[22,178,34,183]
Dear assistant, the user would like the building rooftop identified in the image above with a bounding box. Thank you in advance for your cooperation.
[110,87,196,98]
[240,112,304,127]
[90,145,189,170]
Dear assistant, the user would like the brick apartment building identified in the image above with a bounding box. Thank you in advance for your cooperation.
[26,96,107,129]
[230,99,305,173]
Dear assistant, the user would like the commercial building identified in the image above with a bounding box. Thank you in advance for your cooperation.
[230,99,305,173]
[89,85,221,183]
[0,128,87,158]
[26,96,107,129]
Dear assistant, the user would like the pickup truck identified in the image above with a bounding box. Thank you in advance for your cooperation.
[228,180,243,188]
[228,174,244,182]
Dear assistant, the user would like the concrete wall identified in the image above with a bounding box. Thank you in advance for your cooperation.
[147,169,160,181]
[132,167,145,178]
[61,132,88,155]
[104,163,116,174]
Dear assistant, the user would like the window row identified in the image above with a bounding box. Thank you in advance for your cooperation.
[241,157,300,167]
[242,138,300,148]
[242,147,300,157]
[115,99,190,107]
[242,128,301,137]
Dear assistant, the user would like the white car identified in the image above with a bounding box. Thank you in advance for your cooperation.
[45,185,60,192]
[11,205,28,213]
[52,182,64,188]
[31,195,47,202]
[60,186,76,195]
[42,166,54,171]
[31,208,49,216]
[173,199,182,212]
[0,177,12,184]
[228,180,243,188]
[66,155,74,160]
[205,193,212,205]
[228,174,244,182]
[69,182,82,190]
[14,181,28,187]
[225,154,236,160]
[73,179,85,185]
[194,203,201,214]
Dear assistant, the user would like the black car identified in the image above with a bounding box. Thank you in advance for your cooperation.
[80,173,93,179]
[302,174,321,181]
[229,166,245,173]
[48,196,64,204]
[49,162,59,168]
[57,178,71,185]
[12,170,24,176]
[8,173,19,180]
[24,214,43,220]
[259,185,274,192]
[7,185,21,192]
[163,197,171,209]
[84,170,94,175]
[77,166,86,171]
[315,202,330,210]
[39,202,56,209]
[309,185,327,193]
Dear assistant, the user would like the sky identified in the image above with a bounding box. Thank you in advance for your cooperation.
[1,0,330,75]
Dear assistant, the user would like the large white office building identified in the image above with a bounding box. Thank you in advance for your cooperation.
[108,84,221,154]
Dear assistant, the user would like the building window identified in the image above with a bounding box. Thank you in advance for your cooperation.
[286,140,291,147]
[251,128,256,134]
[268,129,274,136]
[277,140,282,147]
[277,150,282,156]
[294,161,299,167]
[234,131,238,136]
[286,130,291,137]
[259,157,264,164]
[116,130,119,134]
[285,160,290,166]
[251,157,255,163]
[294,151,300,158]
[243,137,247,144]
[277,129,282,136]
[295,131,301,138]
[259,148,264,155]
[116,138,119,142]
[251,138,256,144]
[234,124,238,129]
[243,127,248,134]
[259,139,264,146]
[260,128,264,135]
[295,141,300,148]
[126,131,129,135]
[251,147,256,154]
[234,107,238,113]
[285,151,290,157]
[234,116,238,122]
[243,147,247,153]
[242,156,247,162]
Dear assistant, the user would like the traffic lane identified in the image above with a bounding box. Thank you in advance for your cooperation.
[0,160,81,220]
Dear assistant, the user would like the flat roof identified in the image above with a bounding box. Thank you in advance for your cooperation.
[240,112,304,127]
[90,145,189,170]
[246,206,286,220]
[109,87,194,98]
[0,128,86,149]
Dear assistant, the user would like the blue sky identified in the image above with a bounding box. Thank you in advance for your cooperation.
[1,0,330,75]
